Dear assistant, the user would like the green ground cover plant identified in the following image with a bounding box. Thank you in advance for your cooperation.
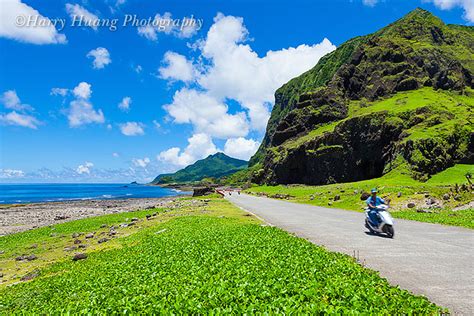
[0,197,442,314]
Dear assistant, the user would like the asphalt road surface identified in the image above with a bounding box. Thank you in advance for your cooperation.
[226,193,474,314]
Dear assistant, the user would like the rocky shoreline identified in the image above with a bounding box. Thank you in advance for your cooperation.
[0,197,179,236]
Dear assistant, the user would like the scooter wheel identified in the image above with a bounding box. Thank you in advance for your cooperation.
[383,225,395,238]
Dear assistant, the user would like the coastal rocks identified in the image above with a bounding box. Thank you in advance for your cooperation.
[397,192,402,198]
[193,187,214,197]
[443,193,450,200]
[85,233,95,239]
[407,202,416,208]
[131,218,139,222]
[54,214,69,221]
[74,239,82,244]
[72,253,87,261]
[98,238,109,244]
[64,246,78,252]
[100,224,107,228]
[21,271,39,281]
[72,233,81,238]
[334,195,341,201]
[16,254,37,261]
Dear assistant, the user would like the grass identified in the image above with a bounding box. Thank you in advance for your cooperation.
[277,87,473,151]
[0,196,442,314]
[247,164,474,229]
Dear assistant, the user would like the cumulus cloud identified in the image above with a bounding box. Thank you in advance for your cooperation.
[119,122,145,136]
[425,0,474,22]
[118,96,132,111]
[1,90,32,111]
[158,133,218,167]
[137,12,200,41]
[0,111,40,129]
[159,51,195,82]
[164,88,249,139]
[76,162,93,174]
[224,137,261,161]
[0,0,66,44]
[112,152,120,157]
[0,90,40,129]
[132,157,151,168]
[67,82,105,127]
[160,13,335,144]
[87,47,111,69]
[65,3,99,30]
[72,82,92,99]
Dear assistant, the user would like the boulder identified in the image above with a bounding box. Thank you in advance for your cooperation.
[193,187,214,197]
[407,202,416,208]
[72,253,87,261]
[360,192,370,201]
[98,238,109,244]
[442,193,450,200]
[85,233,94,239]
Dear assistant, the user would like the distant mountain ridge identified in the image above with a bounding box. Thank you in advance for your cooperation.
[151,153,248,184]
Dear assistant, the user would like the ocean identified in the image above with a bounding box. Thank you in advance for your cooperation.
[0,183,187,204]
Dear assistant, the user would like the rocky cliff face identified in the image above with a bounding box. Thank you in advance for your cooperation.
[251,9,474,185]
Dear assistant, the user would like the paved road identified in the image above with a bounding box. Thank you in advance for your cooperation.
[226,193,474,314]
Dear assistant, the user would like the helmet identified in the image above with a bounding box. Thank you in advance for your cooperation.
[371,188,378,193]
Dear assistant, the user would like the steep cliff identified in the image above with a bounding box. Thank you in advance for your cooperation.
[251,9,474,184]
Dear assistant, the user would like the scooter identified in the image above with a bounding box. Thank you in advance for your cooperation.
[365,204,395,238]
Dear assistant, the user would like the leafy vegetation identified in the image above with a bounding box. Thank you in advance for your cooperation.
[0,197,442,314]
[152,153,247,184]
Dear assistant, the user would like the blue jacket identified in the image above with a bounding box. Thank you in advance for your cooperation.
[366,196,385,210]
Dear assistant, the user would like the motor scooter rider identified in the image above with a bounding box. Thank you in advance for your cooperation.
[366,188,385,226]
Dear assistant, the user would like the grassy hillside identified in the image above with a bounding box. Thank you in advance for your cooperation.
[251,9,473,185]
[0,197,442,313]
[152,153,248,184]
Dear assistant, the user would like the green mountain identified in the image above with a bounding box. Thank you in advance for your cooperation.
[152,153,248,184]
[250,8,473,185]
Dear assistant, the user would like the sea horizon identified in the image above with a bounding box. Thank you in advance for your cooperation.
[0,183,187,204]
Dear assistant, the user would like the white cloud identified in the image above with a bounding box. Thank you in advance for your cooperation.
[159,51,194,82]
[425,0,474,22]
[152,120,161,129]
[67,82,104,127]
[195,14,336,131]
[51,87,68,96]
[0,90,32,111]
[65,3,99,30]
[72,82,92,99]
[0,90,40,128]
[362,0,378,7]
[76,162,93,175]
[132,157,150,168]
[0,111,40,129]
[158,133,217,167]
[160,13,335,137]
[0,0,66,44]
[118,96,132,111]
[112,152,120,157]
[224,138,260,161]
[87,47,111,69]
[164,88,249,139]
[0,168,25,178]
[119,122,145,136]
[137,12,200,41]
[134,65,143,73]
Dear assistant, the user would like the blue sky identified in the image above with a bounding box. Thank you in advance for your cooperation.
[0,0,472,183]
